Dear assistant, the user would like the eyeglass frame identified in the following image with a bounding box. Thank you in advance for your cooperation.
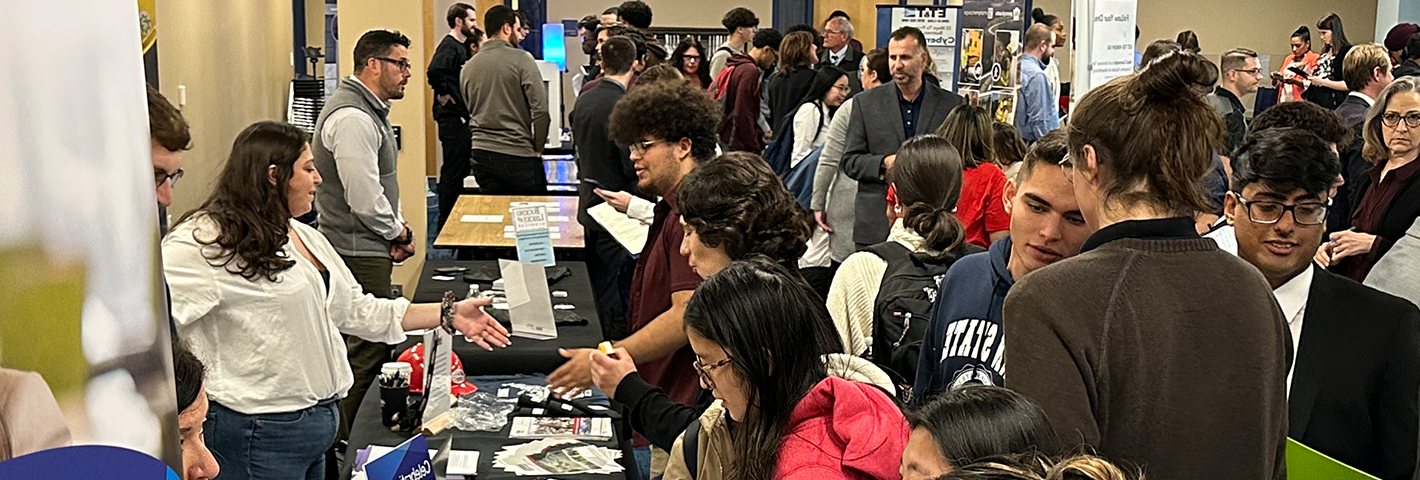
[1228,192,1330,226]
[1231,67,1263,77]
[693,357,732,390]
[629,139,668,155]
[1058,153,1074,184]
[1381,112,1420,129]
[155,168,185,186]
[374,57,412,72]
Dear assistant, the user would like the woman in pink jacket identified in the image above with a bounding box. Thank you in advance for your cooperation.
[667,257,909,480]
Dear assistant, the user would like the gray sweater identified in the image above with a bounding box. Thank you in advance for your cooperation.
[460,39,550,158]
[312,77,401,258]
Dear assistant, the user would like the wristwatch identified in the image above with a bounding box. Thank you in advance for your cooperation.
[392,226,415,246]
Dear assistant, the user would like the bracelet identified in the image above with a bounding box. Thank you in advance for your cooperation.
[440,291,457,334]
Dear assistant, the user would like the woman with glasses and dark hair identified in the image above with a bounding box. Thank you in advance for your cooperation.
[1319,77,1420,282]
[670,36,711,89]
[1003,52,1290,479]
[163,121,509,479]
[1303,13,1353,109]
[662,258,907,480]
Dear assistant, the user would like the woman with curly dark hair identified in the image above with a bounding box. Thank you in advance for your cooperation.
[671,36,712,89]
[678,151,812,278]
[162,121,509,479]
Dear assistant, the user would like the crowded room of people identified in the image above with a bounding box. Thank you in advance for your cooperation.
[6,0,1420,479]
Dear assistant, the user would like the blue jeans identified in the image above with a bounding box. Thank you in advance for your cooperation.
[205,398,339,480]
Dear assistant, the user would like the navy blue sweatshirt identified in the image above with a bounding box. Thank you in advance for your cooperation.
[912,237,1012,404]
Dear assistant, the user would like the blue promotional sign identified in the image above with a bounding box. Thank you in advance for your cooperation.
[511,205,556,266]
[364,435,435,480]
[0,445,177,480]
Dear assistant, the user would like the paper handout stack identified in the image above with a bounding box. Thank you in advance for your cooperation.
[492,438,624,476]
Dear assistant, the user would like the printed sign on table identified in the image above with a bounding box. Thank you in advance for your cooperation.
[511,205,555,266]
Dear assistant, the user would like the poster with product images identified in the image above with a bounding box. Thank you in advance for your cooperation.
[0,1,181,475]
[958,0,1029,123]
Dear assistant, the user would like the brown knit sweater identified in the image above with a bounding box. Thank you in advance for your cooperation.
[1003,219,1289,480]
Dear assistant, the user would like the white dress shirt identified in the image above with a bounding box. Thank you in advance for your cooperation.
[164,215,411,414]
[1205,223,1239,255]
[1272,265,1313,398]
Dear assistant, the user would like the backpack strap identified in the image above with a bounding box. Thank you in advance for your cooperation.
[682,419,702,480]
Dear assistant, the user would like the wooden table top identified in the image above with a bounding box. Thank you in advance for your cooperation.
[434,195,585,249]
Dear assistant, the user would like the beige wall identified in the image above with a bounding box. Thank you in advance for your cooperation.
[341,0,432,296]
[156,0,294,219]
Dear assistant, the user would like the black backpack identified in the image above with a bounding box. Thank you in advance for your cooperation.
[864,241,983,389]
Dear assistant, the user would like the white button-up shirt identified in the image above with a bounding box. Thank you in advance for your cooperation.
[164,215,410,414]
[1272,265,1314,398]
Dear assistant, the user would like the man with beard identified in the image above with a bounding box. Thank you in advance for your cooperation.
[429,3,478,231]
[461,5,550,194]
[311,29,416,449]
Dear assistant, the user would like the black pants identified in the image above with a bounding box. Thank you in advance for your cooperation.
[334,255,395,448]
[472,149,546,195]
[584,227,633,341]
[436,117,473,232]
[799,261,839,302]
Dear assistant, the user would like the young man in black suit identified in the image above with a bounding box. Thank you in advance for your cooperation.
[570,35,640,341]
[841,26,963,247]
[1227,127,1420,480]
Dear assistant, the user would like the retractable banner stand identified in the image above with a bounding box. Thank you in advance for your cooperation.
[0,1,182,478]
[957,0,1029,124]
[1071,0,1136,99]
[877,6,962,92]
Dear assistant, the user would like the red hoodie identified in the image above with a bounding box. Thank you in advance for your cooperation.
[775,377,909,480]
[716,52,764,153]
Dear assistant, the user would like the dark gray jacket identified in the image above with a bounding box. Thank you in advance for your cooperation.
[460,39,550,158]
[841,82,961,245]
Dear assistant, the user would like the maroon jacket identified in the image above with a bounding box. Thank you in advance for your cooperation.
[716,53,764,152]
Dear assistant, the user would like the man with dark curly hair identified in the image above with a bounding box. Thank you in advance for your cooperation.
[548,80,720,476]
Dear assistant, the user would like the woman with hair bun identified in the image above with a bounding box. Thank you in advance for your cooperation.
[1003,52,1289,480]
[1275,26,1320,103]
[828,135,984,378]
[1030,8,1066,108]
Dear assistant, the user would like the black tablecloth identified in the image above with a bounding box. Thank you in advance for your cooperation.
[412,260,606,375]
[342,375,635,480]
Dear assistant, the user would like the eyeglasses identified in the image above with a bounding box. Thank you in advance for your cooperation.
[1233,68,1263,77]
[693,357,732,390]
[832,84,850,92]
[374,57,412,72]
[629,139,667,154]
[1382,112,1420,129]
[682,54,702,61]
[1234,194,1329,226]
[1058,153,1074,184]
[155,168,184,186]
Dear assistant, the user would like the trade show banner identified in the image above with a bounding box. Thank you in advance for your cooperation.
[0,1,180,476]
[958,0,1029,124]
[877,1,1030,124]
[1087,0,1136,90]
[876,6,961,92]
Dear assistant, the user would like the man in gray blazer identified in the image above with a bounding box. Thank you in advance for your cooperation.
[841,27,963,247]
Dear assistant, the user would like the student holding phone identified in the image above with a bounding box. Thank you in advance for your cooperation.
[1274,26,1320,103]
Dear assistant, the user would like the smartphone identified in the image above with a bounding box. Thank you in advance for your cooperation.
[1287,66,1309,78]
[580,177,605,189]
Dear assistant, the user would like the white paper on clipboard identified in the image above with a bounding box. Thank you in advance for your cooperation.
[588,202,649,254]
